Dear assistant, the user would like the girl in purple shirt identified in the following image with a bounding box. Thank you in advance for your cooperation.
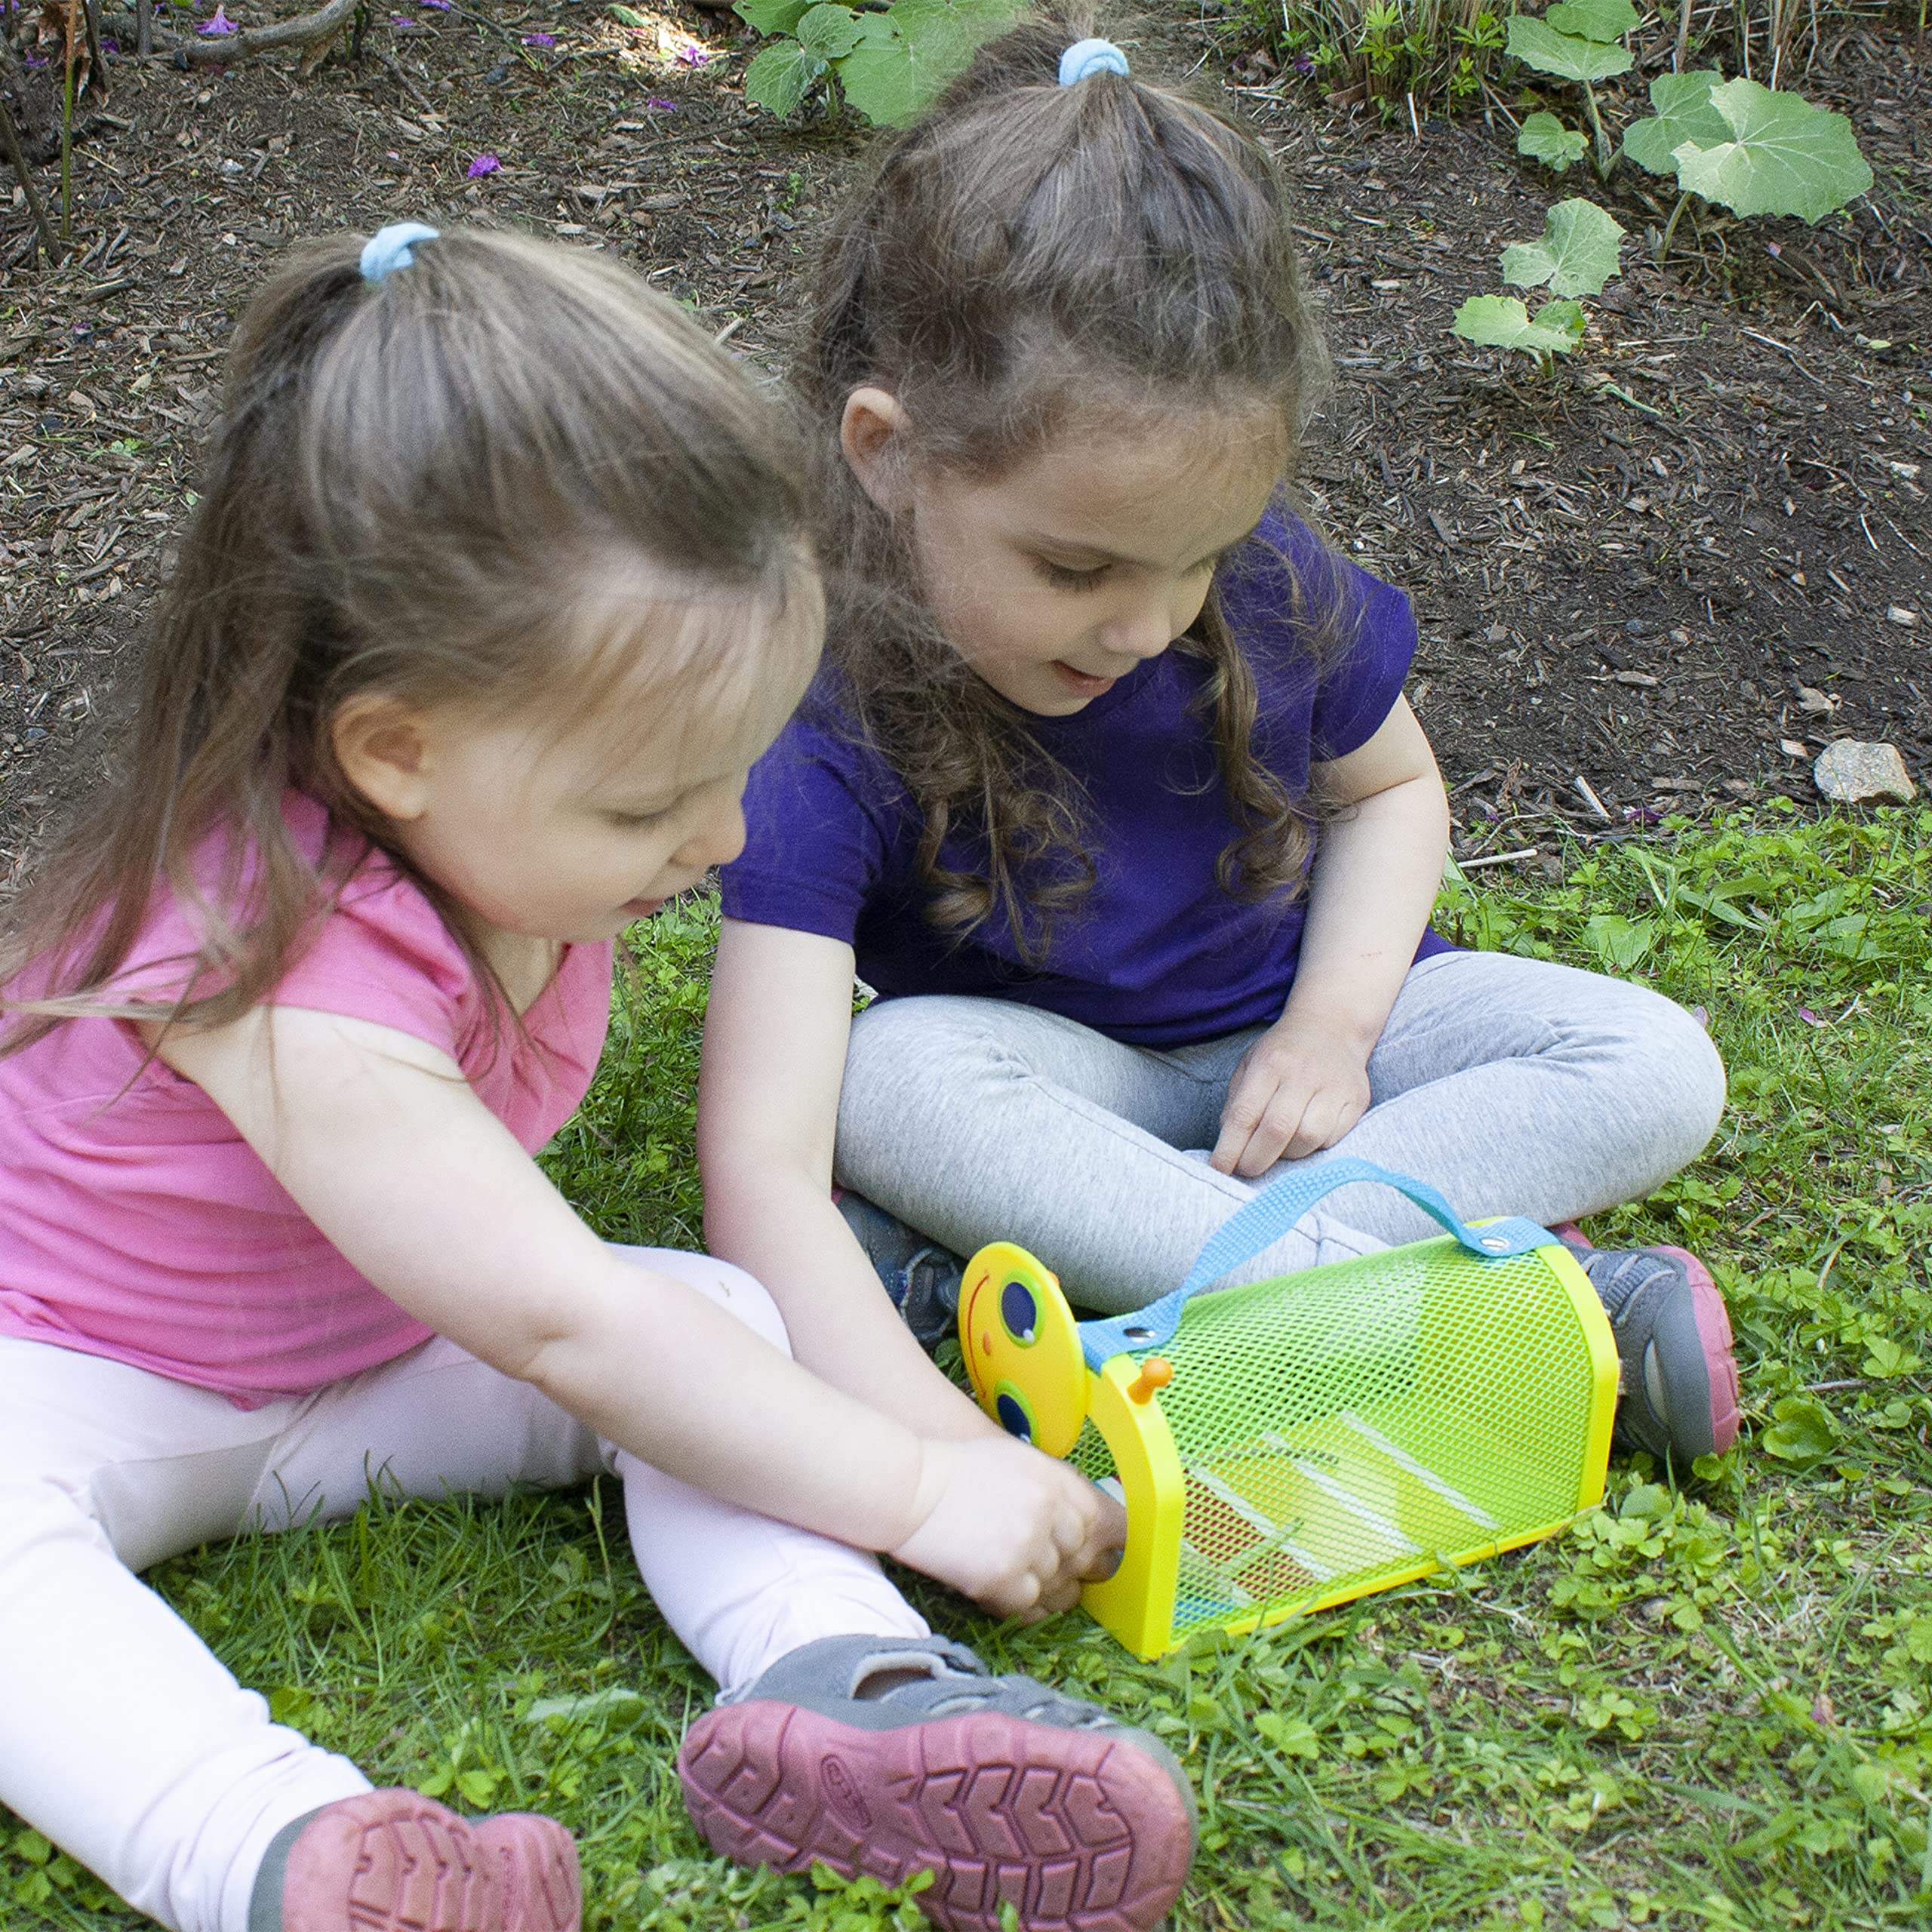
[0,225,1194,1932]
[700,14,1740,1483]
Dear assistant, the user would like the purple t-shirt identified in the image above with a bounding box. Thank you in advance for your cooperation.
[721,509,1447,1048]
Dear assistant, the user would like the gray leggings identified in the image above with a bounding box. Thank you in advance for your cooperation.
[834,949,1727,1314]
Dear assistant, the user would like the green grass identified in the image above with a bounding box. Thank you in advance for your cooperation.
[8,808,1932,1930]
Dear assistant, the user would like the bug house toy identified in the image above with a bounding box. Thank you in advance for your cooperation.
[959,1159,1618,1658]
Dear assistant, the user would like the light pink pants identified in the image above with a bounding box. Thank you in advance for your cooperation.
[0,1248,927,1932]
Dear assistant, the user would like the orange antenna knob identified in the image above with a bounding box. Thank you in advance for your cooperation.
[1127,1357,1174,1404]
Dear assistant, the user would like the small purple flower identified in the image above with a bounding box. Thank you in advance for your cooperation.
[1290,51,1315,74]
[521,29,555,44]
[466,152,501,177]
[101,33,119,51]
[675,42,709,66]
[643,94,678,110]
[423,0,451,8]
[1796,1006,1823,1027]
[24,50,47,66]
[198,5,237,31]
[391,12,413,22]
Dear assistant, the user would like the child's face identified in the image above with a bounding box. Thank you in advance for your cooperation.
[359,598,817,946]
[905,414,1282,718]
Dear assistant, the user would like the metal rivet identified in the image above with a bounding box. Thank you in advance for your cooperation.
[1481,1234,1509,1251]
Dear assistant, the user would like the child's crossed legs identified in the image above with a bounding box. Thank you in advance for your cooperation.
[0,1248,924,1932]
[836,949,1724,1312]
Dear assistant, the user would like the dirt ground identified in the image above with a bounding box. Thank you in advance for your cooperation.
[2,2,1928,880]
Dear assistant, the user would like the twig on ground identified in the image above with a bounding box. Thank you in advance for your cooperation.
[1457,848,1539,871]
[0,82,63,267]
[1573,774,1613,823]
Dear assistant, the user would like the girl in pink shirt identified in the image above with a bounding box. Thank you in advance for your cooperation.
[0,225,1192,1932]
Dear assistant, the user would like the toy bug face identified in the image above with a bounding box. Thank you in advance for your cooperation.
[957,1242,1089,1460]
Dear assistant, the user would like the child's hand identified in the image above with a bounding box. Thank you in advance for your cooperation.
[1210,1018,1372,1178]
[891,1436,1126,1618]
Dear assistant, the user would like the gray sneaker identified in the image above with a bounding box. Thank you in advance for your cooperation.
[678,1635,1195,1932]
[835,1191,965,1352]
[1561,1233,1740,1464]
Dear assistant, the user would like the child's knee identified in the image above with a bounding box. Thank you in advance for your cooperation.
[1623,989,1728,1165]
[606,1246,793,1357]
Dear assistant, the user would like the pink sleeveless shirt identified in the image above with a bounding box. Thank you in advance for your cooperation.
[0,795,614,1407]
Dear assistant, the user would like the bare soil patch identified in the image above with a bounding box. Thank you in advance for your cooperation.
[2,5,1928,879]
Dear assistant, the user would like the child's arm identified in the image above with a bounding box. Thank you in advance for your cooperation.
[699,915,1008,1446]
[1211,695,1451,1178]
[155,1004,1107,1616]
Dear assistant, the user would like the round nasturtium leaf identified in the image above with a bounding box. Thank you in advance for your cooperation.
[1506,14,1633,84]
[1499,197,1626,298]
[1452,294,1586,359]
[1669,77,1875,224]
[742,38,823,115]
[1543,0,1640,43]
[1621,69,1729,176]
[1518,110,1588,174]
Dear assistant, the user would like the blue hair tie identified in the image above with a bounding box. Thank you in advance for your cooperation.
[1058,37,1128,84]
[360,222,440,284]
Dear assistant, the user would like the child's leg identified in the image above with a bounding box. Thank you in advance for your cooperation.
[595,1247,929,1694]
[835,995,1386,1315]
[1296,949,1727,1242]
[835,955,1724,1312]
[0,1339,374,1932]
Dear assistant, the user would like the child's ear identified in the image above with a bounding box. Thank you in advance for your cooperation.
[331,694,435,823]
[840,386,912,512]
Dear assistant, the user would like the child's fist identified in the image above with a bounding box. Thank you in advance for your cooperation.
[891,1435,1124,1619]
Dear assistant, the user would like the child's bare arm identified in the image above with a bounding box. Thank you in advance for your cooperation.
[154,1004,1109,1615]
[1212,696,1451,1177]
[698,916,1004,1444]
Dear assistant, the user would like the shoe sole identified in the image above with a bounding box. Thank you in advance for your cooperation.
[475,1815,582,1932]
[678,1703,1194,1932]
[282,1792,503,1932]
[1654,1244,1740,1457]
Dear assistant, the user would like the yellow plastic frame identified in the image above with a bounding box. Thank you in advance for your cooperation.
[964,1235,1620,1659]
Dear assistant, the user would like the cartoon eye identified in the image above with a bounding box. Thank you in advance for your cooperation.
[995,1389,1035,1443]
[1001,1279,1038,1344]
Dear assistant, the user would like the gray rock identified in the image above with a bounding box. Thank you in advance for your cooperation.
[1812,740,1917,805]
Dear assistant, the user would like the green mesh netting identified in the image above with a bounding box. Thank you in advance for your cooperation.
[1084,1240,1598,1644]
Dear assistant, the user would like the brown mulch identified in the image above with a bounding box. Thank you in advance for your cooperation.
[2,4,1929,889]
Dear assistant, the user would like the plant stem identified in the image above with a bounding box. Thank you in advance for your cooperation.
[1657,189,1692,264]
[1581,79,1613,178]
[60,43,75,244]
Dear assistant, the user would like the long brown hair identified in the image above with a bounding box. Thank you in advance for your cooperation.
[1,226,817,1054]
[800,7,1348,958]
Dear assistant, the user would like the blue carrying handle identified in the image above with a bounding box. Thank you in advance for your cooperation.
[1077,1157,1555,1369]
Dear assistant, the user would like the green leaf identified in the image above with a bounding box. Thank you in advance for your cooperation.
[1518,110,1588,173]
[1670,78,1874,224]
[734,0,814,34]
[1500,196,1626,297]
[1451,293,1585,358]
[742,38,824,116]
[1506,14,1633,83]
[835,0,1022,125]
[1621,68,1728,175]
[1543,0,1639,41]
[1580,910,1654,969]
[1762,1395,1839,1469]
[1256,1711,1322,1758]
[795,2,862,59]
[606,3,648,24]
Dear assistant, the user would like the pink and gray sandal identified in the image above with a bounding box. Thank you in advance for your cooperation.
[1557,1231,1740,1464]
[678,1635,1195,1932]
[252,1789,580,1932]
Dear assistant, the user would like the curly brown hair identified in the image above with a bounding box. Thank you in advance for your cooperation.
[797,6,1349,961]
